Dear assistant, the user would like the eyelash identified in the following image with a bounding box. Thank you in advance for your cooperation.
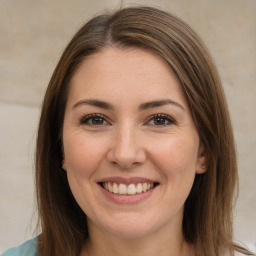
[146,113,175,126]
[79,113,175,127]
[80,113,109,126]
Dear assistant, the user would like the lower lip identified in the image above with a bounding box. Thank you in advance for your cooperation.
[98,185,156,204]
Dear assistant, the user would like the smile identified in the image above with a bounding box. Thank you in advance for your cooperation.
[97,177,159,204]
[101,182,157,195]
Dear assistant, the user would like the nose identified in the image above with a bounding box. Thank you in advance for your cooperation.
[106,124,146,169]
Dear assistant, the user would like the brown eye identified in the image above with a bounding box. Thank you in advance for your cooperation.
[80,114,108,126]
[147,114,175,126]
[154,116,167,125]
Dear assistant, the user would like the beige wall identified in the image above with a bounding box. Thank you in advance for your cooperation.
[0,0,255,252]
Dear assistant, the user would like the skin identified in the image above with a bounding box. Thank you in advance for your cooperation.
[62,47,206,256]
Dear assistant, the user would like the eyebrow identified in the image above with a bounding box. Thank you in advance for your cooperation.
[73,99,114,110]
[72,98,185,111]
[138,99,185,111]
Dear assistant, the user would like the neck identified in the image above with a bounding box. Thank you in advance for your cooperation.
[81,221,195,256]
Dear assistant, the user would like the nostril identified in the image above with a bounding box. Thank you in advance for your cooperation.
[110,159,140,169]
[106,143,146,169]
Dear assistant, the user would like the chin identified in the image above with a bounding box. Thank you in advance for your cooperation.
[106,225,154,240]
[97,214,160,240]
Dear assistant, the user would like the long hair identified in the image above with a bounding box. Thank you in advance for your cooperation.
[36,6,253,256]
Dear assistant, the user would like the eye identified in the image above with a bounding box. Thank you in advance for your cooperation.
[146,114,175,126]
[80,114,109,126]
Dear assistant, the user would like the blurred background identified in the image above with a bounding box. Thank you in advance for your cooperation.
[0,0,255,253]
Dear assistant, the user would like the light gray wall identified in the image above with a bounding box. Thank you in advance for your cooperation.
[0,0,255,253]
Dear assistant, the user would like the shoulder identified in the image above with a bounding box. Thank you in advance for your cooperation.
[1,238,38,256]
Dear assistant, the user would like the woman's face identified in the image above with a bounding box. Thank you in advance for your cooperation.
[62,47,205,239]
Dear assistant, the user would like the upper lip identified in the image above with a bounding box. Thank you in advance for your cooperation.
[97,176,158,185]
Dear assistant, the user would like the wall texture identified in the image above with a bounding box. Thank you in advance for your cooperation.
[0,0,255,253]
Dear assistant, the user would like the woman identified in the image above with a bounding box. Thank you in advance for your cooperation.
[2,6,253,256]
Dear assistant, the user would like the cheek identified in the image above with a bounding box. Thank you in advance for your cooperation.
[63,135,105,214]
[149,134,199,180]
[151,137,199,208]
[64,135,106,178]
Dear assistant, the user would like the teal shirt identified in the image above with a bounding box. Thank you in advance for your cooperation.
[1,238,38,256]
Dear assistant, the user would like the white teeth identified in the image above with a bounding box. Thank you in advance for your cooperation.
[127,184,136,195]
[119,184,127,194]
[113,183,118,194]
[108,182,113,192]
[142,183,148,192]
[102,182,155,195]
[136,183,142,193]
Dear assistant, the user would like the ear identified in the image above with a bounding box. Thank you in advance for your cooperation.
[62,154,67,171]
[62,160,67,171]
[62,145,67,171]
[196,142,207,174]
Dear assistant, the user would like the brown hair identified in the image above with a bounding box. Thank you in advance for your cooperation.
[36,6,253,256]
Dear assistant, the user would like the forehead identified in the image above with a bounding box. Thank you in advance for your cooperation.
[67,47,187,109]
